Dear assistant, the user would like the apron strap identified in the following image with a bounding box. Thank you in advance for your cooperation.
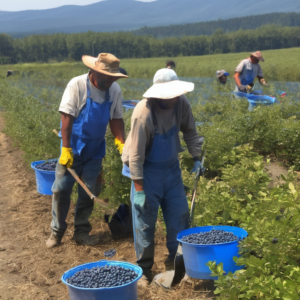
[87,75,92,99]
[146,99,179,158]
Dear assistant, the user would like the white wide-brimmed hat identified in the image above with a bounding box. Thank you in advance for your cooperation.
[143,69,194,99]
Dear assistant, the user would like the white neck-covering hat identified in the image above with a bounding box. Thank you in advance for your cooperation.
[143,68,194,99]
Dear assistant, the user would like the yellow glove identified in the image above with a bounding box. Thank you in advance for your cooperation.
[115,138,125,155]
[59,147,73,168]
[260,79,269,87]
[246,85,253,92]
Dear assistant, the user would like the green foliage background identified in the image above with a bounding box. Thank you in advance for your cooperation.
[1,47,300,81]
[0,56,299,298]
[0,24,300,65]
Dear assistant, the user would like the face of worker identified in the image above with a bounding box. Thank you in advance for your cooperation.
[218,75,227,84]
[155,97,179,109]
[250,55,260,64]
[90,70,120,90]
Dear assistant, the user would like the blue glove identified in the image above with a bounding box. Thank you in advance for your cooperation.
[190,161,203,176]
[134,190,147,214]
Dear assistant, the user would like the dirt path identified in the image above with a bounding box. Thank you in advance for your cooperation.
[0,113,214,300]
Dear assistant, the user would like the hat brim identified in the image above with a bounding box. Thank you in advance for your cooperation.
[251,53,265,62]
[143,80,194,99]
[82,55,129,78]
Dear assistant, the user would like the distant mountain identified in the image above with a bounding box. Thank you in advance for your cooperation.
[132,13,300,38]
[1,0,300,36]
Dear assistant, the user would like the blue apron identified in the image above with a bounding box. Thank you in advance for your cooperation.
[122,103,182,177]
[130,103,189,268]
[60,76,112,162]
[241,64,255,86]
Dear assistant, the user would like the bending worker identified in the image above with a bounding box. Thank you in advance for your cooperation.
[122,68,203,282]
[234,51,269,93]
[46,53,127,248]
[216,70,229,84]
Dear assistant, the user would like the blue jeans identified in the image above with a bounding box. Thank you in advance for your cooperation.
[51,155,102,238]
[131,160,190,270]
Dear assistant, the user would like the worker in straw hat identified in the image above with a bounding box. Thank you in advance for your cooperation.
[234,51,269,93]
[46,53,128,248]
[121,68,203,283]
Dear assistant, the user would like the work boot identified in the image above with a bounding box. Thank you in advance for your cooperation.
[46,233,62,248]
[73,234,100,246]
[138,268,153,287]
[164,256,175,271]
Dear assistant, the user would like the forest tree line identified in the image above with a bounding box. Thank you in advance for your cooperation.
[132,12,300,38]
[0,24,300,64]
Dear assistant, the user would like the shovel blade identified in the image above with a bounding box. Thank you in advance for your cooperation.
[152,245,186,289]
[153,270,175,289]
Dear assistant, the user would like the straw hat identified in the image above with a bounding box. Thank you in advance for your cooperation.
[251,51,264,62]
[82,53,128,78]
[143,69,194,99]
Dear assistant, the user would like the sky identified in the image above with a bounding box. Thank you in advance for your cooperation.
[0,0,156,12]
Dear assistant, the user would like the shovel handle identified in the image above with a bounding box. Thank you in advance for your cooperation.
[67,168,108,208]
[190,150,206,227]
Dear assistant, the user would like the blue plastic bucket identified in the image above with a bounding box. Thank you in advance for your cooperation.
[177,226,248,280]
[61,260,143,300]
[31,159,57,195]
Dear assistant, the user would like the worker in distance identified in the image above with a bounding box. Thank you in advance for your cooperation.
[46,53,127,248]
[216,70,230,84]
[234,51,269,93]
[121,68,203,283]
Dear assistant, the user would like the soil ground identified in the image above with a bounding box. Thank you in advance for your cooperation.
[0,112,215,300]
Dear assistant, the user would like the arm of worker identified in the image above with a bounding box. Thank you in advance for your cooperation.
[180,96,204,175]
[60,112,74,147]
[180,96,202,159]
[234,60,247,91]
[129,118,151,192]
[257,65,268,86]
[109,119,125,143]
[109,118,126,154]
[234,72,242,87]
[233,72,247,91]
[59,112,74,168]
[109,88,126,154]
[58,81,79,168]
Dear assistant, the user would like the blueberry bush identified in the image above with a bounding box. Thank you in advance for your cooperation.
[0,70,300,298]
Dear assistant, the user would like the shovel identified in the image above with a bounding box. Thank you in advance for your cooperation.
[52,129,109,208]
[153,150,206,289]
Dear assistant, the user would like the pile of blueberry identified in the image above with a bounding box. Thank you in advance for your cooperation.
[181,229,238,245]
[104,249,116,258]
[66,265,139,289]
[36,160,57,171]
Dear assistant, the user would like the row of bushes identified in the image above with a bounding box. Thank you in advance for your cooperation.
[0,77,300,298]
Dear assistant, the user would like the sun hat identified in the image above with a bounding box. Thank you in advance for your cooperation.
[251,51,264,62]
[143,68,194,99]
[82,53,128,78]
[216,70,230,78]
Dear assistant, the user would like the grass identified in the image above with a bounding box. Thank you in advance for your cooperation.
[0,48,299,81]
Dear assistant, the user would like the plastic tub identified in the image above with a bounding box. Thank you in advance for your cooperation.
[177,226,248,280]
[31,159,57,195]
[61,260,143,300]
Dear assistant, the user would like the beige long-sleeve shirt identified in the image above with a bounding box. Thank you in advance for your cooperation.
[122,95,202,180]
